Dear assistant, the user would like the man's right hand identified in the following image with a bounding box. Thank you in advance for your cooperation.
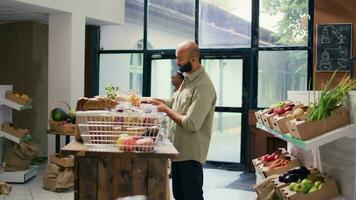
[141,98,164,105]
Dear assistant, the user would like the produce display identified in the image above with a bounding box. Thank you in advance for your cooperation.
[253,149,300,178]
[5,90,32,105]
[288,178,324,194]
[308,71,356,121]
[49,103,76,133]
[76,110,164,152]
[278,166,311,183]
[258,101,304,129]
[1,122,29,138]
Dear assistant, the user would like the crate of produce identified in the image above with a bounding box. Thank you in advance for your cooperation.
[279,176,339,200]
[252,148,288,168]
[270,106,306,134]
[76,111,164,152]
[261,112,276,128]
[287,106,349,140]
[273,167,320,200]
[257,155,300,178]
[5,90,32,105]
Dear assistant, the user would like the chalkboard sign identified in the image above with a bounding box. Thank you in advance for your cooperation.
[316,23,352,71]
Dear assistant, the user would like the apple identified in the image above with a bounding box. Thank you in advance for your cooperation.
[308,186,319,193]
[275,108,286,115]
[314,181,323,188]
[289,182,297,191]
[301,179,313,194]
[294,183,303,193]
[285,105,293,111]
[122,137,136,151]
[116,134,130,147]
[318,183,324,190]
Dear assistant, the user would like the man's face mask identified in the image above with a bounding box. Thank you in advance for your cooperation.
[179,60,192,73]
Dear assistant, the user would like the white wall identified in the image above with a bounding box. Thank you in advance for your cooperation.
[14,0,124,25]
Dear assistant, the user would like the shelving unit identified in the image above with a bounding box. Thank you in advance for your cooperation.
[0,85,38,183]
[256,123,356,151]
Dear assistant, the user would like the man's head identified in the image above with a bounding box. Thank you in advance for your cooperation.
[171,72,184,90]
[175,40,200,73]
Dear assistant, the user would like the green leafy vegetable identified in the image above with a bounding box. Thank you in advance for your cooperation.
[308,70,356,121]
[104,84,118,100]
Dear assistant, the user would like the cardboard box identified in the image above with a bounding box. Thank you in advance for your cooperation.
[1,122,28,138]
[280,177,339,200]
[272,177,290,200]
[261,112,276,128]
[5,91,32,105]
[255,110,268,125]
[287,107,349,140]
[272,168,321,200]
[258,157,300,178]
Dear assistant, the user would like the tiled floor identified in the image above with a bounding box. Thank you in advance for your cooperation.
[3,166,257,200]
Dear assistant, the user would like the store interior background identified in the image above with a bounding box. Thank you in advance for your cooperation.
[0,0,356,199]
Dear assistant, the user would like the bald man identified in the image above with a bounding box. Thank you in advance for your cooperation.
[150,40,217,200]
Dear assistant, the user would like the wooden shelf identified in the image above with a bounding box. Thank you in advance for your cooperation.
[256,123,356,150]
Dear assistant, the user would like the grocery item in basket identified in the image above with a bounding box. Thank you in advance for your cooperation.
[122,136,136,151]
[52,108,67,121]
[135,138,155,152]
[142,126,159,137]
[126,127,147,136]
[76,96,118,111]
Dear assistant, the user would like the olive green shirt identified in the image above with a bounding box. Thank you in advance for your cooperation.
[164,67,216,163]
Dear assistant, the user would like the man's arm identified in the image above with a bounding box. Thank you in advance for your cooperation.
[157,85,216,132]
[159,105,183,126]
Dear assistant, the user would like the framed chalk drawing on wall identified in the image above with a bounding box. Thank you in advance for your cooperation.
[316,23,352,72]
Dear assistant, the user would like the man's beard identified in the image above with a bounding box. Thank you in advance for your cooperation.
[179,61,192,73]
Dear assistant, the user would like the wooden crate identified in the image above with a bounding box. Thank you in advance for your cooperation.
[279,177,339,200]
[287,107,349,140]
[74,156,170,200]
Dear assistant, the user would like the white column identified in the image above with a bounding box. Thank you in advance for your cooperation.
[48,13,85,155]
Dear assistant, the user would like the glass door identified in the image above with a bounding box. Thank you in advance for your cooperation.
[202,58,245,164]
[148,53,248,166]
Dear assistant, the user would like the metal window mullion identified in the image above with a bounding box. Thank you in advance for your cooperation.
[195,0,199,45]
[307,0,314,89]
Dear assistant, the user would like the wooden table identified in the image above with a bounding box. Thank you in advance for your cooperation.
[61,139,179,200]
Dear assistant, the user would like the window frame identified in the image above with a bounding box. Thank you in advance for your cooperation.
[94,0,314,170]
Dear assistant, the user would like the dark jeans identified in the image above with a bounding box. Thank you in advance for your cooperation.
[171,160,204,200]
